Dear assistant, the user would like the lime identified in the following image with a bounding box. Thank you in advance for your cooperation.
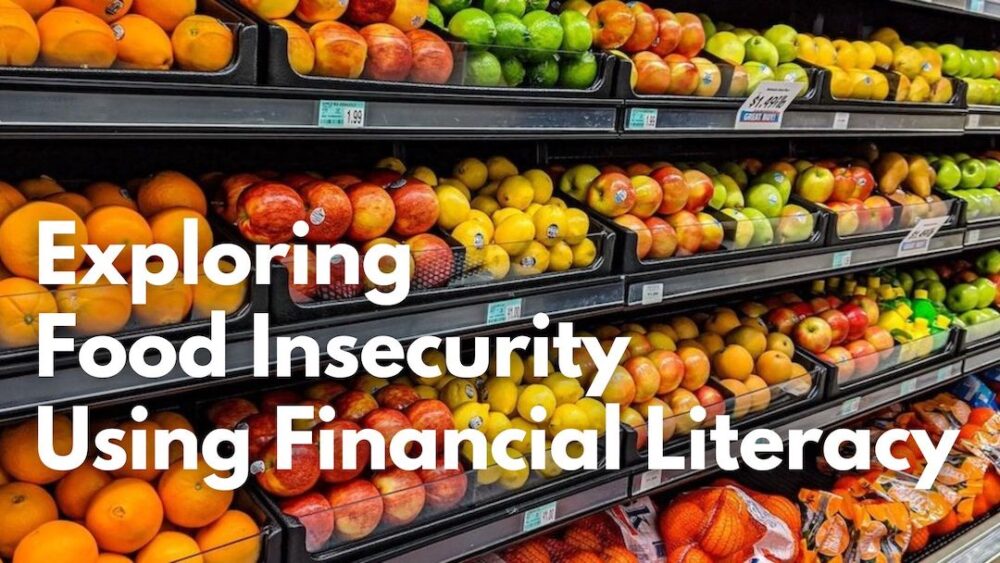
[449,8,497,48]
[434,0,471,17]
[521,10,563,62]
[464,50,503,86]
[526,0,548,10]
[559,52,597,89]
[492,13,530,58]
[426,3,446,28]
[526,55,559,88]
[501,56,526,86]
[483,0,526,17]
[558,10,591,52]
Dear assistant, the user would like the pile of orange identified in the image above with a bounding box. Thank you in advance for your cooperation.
[0,0,234,72]
[499,513,638,563]
[0,171,246,349]
[0,411,262,563]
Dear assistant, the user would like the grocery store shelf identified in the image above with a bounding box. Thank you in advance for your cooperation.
[625,230,966,307]
[890,0,1000,19]
[965,107,1000,133]
[964,220,1000,247]
[919,511,1000,562]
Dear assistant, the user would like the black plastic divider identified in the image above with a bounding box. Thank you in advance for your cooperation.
[814,68,967,112]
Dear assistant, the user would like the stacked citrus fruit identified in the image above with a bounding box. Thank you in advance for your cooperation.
[0,411,262,563]
[0,171,247,349]
[498,512,638,563]
[0,0,235,71]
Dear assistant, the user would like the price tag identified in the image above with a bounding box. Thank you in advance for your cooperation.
[840,396,861,416]
[897,215,949,257]
[968,113,982,127]
[486,298,522,326]
[969,0,985,12]
[523,501,557,532]
[900,378,917,396]
[641,283,664,305]
[627,108,659,130]
[317,100,366,128]
[735,81,804,129]
[637,470,662,494]
[937,365,956,383]
[833,112,850,129]
[968,229,981,245]
[832,250,853,269]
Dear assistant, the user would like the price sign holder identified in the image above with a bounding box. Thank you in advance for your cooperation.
[317,100,366,128]
[897,215,948,257]
[627,108,659,130]
[734,82,803,129]
[486,298,523,326]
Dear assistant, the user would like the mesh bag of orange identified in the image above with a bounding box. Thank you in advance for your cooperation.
[799,488,912,563]
[960,412,1000,469]
[870,472,953,528]
[799,489,855,563]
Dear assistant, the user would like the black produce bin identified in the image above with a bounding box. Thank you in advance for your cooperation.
[0,0,258,86]
[957,315,1000,353]
[812,64,967,112]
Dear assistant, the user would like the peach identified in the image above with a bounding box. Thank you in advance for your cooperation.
[295,0,349,23]
[310,20,367,79]
[275,19,315,75]
[239,0,297,19]
[0,1,40,66]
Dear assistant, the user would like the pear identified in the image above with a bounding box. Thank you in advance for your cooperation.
[874,152,909,195]
[904,155,935,198]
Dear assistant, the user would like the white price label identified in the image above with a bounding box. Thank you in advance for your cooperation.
[968,113,982,127]
[637,470,662,494]
[627,108,659,130]
[897,215,949,257]
[840,396,861,416]
[937,366,954,383]
[317,100,366,128]
[486,298,522,326]
[900,378,917,396]
[969,0,985,12]
[833,112,850,129]
[641,283,664,305]
[735,81,804,129]
[968,229,981,245]
[832,250,853,268]
[523,501,557,532]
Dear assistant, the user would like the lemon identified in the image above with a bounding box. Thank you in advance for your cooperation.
[491,207,522,225]
[375,156,406,173]
[494,212,535,255]
[479,181,500,197]
[547,403,590,438]
[526,203,543,217]
[536,440,563,478]
[571,239,597,268]
[497,175,534,210]
[483,411,512,441]
[463,443,501,484]
[408,165,437,186]
[543,372,584,405]
[471,194,500,216]
[575,398,607,435]
[523,352,554,384]
[452,219,491,250]
[517,384,556,422]
[481,245,511,279]
[354,373,390,395]
[465,210,495,240]
[414,384,438,399]
[487,156,519,181]
[511,241,550,276]
[441,379,478,410]
[524,168,554,203]
[435,185,471,230]
[548,241,573,272]
[391,376,413,387]
[564,208,590,245]
[532,204,567,247]
[548,197,567,209]
[438,177,471,199]
[484,377,518,414]
[509,417,537,454]
[454,157,488,189]
[498,448,530,490]
[488,351,525,384]
[453,401,490,431]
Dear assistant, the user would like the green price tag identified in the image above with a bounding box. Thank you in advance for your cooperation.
[832,250,852,269]
[523,501,557,532]
[318,100,366,128]
[486,298,522,325]
[627,108,658,130]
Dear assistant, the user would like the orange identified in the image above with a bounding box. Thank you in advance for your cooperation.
[973,494,990,518]
[171,15,234,72]
[564,527,602,552]
[132,0,195,32]
[712,345,754,381]
[60,0,133,22]
[968,407,996,426]
[0,201,88,280]
[928,509,958,536]
[85,206,153,274]
[602,546,639,563]
[958,423,981,443]
[97,555,133,563]
[149,207,213,263]
[985,470,1000,506]
[0,181,27,224]
[136,532,203,563]
[907,526,929,553]
[37,7,118,69]
[192,261,247,320]
[43,192,93,218]
[0,483,58,558]
[129,263,194,326]
[274,19,314,75]
[0,277,57,348]
[17,176,64,200]
[86,478,164,554]
[194,510,261,563]
[112,421,162,481]
[150,412,192,463]
[698,489,747,558]
[112,14,173,70]
[55,268,133,336]
[755,350,792,385]
[667,545,713,563]
[564,553,603,563]
[83,181,138,210]
[0,465,9,485]
[137,171,207,217]
[0,1,39,66]
[9,0,55,18]
[0,415,74,484]
[158,458,233,528]
[56,464,113,520]
[12,520,98,563]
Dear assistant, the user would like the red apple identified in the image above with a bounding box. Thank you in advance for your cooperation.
[315,419,369,483]
[780,292,804,304]
[846,339,878,377]
[698,212,723,252]
[255,441,321,497]
[304,382,348,403]
[418,461,468,509]
[851,166,875,200]
[666,210,702,255]
[207,398,258,430]
[650,8,681,57]
[299,181,353,243]
[615,214,652,259]
[328,173,364,188]
[602,164,627,175]
[216,173,261,223]
[827,295,844,309]
[346,0,396,25]
[363,408,412,467]
[863,196,894,231]
[261,390,301,413]
[819,309,850,346]
[406,232,454,288]
[821,345,855,380]
[360,23,412,81]
[296,0,348,22]
[852,295,879,326]
[789,302,814,319]
[405,399,454,449]
[347,182,395,242]
[664,54,698,95]
[830,167,857,203]
[621,2,656,53]
[828,201,860,236]
[644,216,677,259]
[365,162,401,183]
[292,399,328,431]
[648,349,684,394]
[390,178,439,236]
[767,307,800,335]
[406,29,453,84]
[239,412,278,460]
[839,303,870,341]
[281,492,334,553]
[864,326,896,362]
[327,479,383,540]
[793,316,833,354]
[651,165,689,214]
[673,13,705,58]
[629,175,663,219]
[375,384,421,410]
[372,467,426,526]
[682,169,713,212]
[310,21,368,79]
[694,386,725,425]
[632,52,671,95]
[333,391,379,422]
[587,172,636,217]
[587,0,636,50]
[283,172,322,190]
[809,296,831,313]
[237,182,306,244]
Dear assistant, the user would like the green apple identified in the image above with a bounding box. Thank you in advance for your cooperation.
[961,158,988,188]
[720,208,754,249]
[558,52,597,89]
[698,13,716,39]
[937,44,963,76]
[744,36,779,68]
[973,277,997,308]
[954,152,973,162]
[558,10,591,52]
[774,62,809,97]
[709,177,728,209]
[976,249,1000,274]
[983,159,1000,188]
[484,0,526,16]
[935,159,961,190]
[732,28,756,43]
[558,164,600,201]
[985,190,1000,216]
[763,24,797,63]
[959,50,974,77]
[970,50,986,78]
[961,309,990,325]
[705,31,746,65]
[694,162,720,176]
[793,166,835,203]
[741,207,774,246]
[898,271,914,295]
[946,283,980,313]
[743,61,775,94]
[777,203,814,243]
[427,4,446,27]
[927,280,946,303]
[746,183,783,217]
[718,174,744,208]
[982,308,1000,320]
[755,170,791,204]
[720,162,748,188]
